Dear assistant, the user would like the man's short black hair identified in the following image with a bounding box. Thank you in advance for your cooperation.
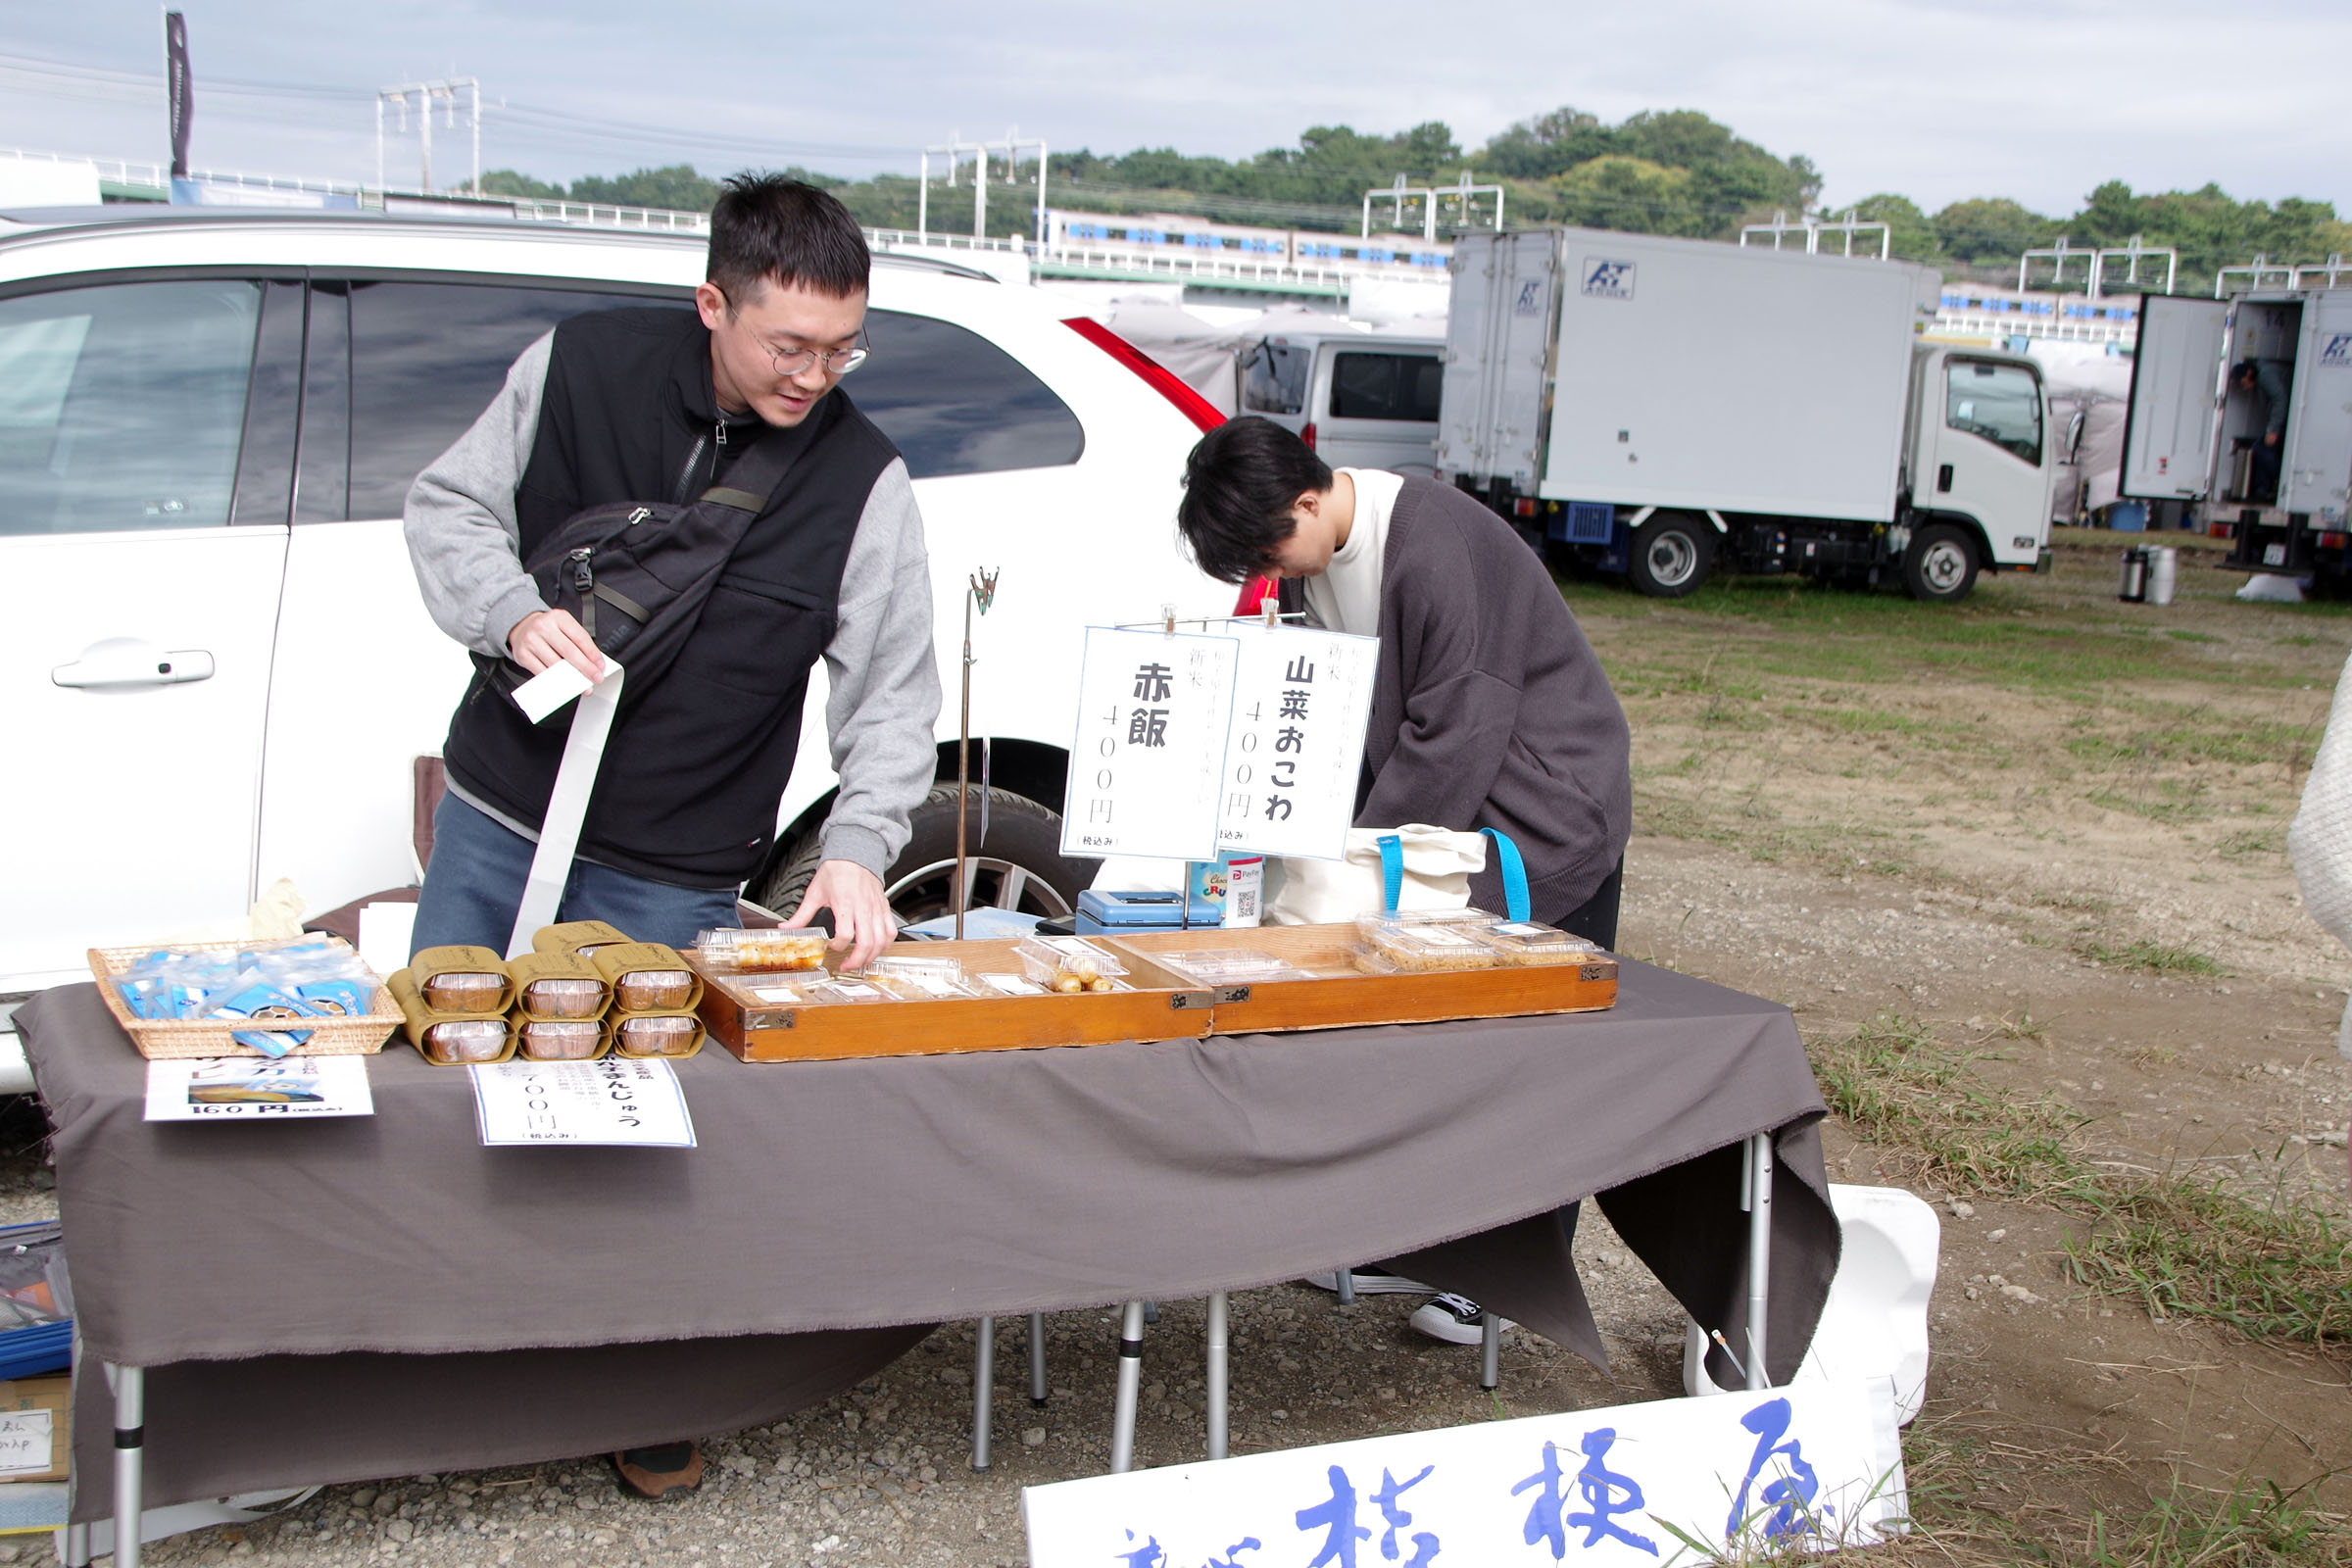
[707,173,870,302]
[1176,416,1333,583]
[2232,359,2260,385]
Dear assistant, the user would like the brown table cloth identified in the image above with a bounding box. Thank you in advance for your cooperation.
[19,959,1838,1520]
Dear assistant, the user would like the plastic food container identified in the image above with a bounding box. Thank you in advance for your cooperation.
[1147,950,1309,985]
[810,979,888,1004]
[861,957,973,1001]
[1351,906,1498,943]
[521,977,606,1019]
[612,1015,700,1055]
[419,1019,509,1065]
[612,969,694,1011]
[421,971,507,1012]
[972,972,1049,997]
[1362,920,1499,972]
[1014,936,1127,993]
[1474,920,1598,966]
[517,1019,605,1060]
[696,928,829,973]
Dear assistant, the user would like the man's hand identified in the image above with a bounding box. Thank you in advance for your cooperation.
[2266,430,2282,448]
[508,608,607,681]
[781,859,898,970]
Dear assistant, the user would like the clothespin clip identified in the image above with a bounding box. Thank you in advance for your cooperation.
[970,566,999,614]
[1260,589,1280,628]
[1162,602,1177,637]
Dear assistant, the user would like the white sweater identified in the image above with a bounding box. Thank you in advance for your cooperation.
[2287,647,2352,1058]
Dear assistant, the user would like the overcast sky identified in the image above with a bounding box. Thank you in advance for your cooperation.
[2,0,2344,220]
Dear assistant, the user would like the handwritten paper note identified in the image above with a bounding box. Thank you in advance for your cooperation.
[469,1056,697,1148]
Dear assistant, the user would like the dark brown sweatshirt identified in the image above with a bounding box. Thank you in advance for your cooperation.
[1285,476,1632,921]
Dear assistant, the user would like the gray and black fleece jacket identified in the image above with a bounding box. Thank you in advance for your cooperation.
[1281,476,1632,921]
[404,307,940,891]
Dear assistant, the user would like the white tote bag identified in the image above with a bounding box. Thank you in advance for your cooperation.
[1265,824,1530,926]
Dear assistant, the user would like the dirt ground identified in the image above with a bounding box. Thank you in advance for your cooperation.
[1579,527,2352,1536]
[16,528,2352,1565]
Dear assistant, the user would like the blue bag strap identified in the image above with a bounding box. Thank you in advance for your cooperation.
[1482,828,1531,922]
[1377,833,1404,915]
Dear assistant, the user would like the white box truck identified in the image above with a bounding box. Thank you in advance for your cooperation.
[1439,228,2058,601]
[2121,285,2352,582]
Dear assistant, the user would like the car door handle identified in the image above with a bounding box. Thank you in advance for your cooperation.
[1936,464,1954,493]
[51,648,217,689]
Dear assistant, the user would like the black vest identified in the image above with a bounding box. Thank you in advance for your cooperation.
[442,308,900,888]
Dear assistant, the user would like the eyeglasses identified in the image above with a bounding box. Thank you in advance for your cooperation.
[764,340,868,377]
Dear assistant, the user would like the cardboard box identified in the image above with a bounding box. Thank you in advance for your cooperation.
[0,1376,70,1483]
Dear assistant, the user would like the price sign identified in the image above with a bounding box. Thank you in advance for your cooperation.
[143,1054,374,1121]
[1061,626,1240,861]
[1214,622,1377,860]
[469,1056,697,1148]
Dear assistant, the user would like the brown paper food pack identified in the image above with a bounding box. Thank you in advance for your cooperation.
[605,1008,706,1060]
[505,952,612,1022]
[0,1375,71,1483]
[389,969,515,1066]
[531,920,634,960]
[589,943,704,1012]
[402,945,514,1014]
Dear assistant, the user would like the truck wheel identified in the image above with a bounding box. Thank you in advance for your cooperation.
[1628,514,1713,598]
[1902,523,1979,603]
[753,785,1089,928]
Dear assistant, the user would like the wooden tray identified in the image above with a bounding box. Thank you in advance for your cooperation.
[1105,923,1618,1035]
[689,938,1214,1063]
[88,939,399,1059]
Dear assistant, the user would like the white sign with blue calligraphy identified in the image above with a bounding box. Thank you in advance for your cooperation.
[1062,626,1241,861]
[469,1056,697,1148]
[1024,1380,1905,1568]
[1216,623,1377,861]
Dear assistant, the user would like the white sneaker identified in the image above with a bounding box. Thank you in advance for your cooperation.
[1302,1267,1436,1296]
[1408,1293,1513,1346]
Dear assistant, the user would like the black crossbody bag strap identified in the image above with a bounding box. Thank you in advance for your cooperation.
[699,428,803,517]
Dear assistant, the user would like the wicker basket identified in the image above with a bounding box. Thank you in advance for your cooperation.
[87,939,400,1060]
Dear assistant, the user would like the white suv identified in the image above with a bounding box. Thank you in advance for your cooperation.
[0,208,1228,1016]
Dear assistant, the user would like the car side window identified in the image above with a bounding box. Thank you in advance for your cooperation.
[0,279,263,536]
[1243,341,1308,416]
[1945,360,2042,466]
[849,309,1084,477]
[345,281,691,519]
[1329,352,1442,422]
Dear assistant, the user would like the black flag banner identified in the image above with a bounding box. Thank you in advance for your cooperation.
[165,11,192,178]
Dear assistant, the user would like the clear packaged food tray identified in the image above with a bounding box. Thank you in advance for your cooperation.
[1014,936,1127,993]
[860,957,975,1001]
[612,1014,700,1055]
[422,971,506,1012]
[696,928,829,973]
[520,977,605,1019]
[517,1019,604,1060]
[1361,920,1500,972]
[612,969,694,1011]
[420,1018,509,1065]
[1474,919,1599,966]
[1147,949,1309,985]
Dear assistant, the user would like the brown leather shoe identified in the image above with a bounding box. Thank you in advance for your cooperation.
[612,1441,704,1499]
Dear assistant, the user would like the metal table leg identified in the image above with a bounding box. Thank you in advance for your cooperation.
[970,1317,996,1471]
[1743,1132,1775,1391]
[1204,1292,1229,1461]
[1108,1300,1145,1473]
[112,1362,144,1568]
[1479,1310,1500,1391]
[1334,1269,1355,1306]
[63,1520,90,1568]
[1027,1312,1049,1407]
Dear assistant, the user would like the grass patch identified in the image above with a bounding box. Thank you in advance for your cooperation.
[2215,826,2286,859]
[2080,939,2224,977]
[1809,1015,2351,1349]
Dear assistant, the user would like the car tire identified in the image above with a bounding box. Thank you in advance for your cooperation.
[752,785,1091,927]
[1902,522,1979,604]
[1628,513,1713,598]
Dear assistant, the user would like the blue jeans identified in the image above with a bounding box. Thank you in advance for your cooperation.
[410,794,742,957]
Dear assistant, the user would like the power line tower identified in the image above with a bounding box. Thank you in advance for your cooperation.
[376,78,481,194]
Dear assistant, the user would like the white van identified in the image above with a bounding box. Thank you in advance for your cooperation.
[1240,329,1443,475]
[0,207,1227,1017]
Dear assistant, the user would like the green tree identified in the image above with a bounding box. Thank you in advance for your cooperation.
[1546,156,1709,237]
[1935,197,2056,263]
[567,165,722,212]
[479,169,565,200]
[1844,193,1941,263]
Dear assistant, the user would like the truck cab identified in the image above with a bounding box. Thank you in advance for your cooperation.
[2122,287,2352,579]
[1241,328,1444,476]
[1896,344,2061,599]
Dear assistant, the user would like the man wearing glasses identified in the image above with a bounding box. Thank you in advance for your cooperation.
[405,174,938,1003]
